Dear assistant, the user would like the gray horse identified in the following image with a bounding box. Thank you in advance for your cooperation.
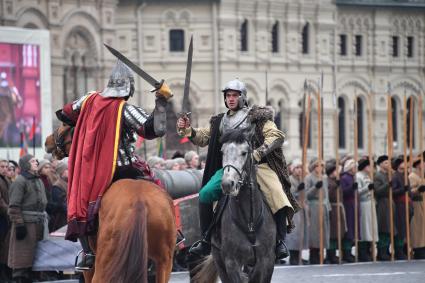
[193,128,276,283]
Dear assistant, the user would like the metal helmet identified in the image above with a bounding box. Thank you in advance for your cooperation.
[102,60,135,98]
[222,79,248,108]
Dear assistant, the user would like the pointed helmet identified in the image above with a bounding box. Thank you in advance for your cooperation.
[102,60,135,98]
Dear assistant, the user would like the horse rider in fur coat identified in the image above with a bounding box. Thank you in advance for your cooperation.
[177,79,299,260]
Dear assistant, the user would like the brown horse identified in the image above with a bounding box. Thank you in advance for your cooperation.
[45,125,177,283]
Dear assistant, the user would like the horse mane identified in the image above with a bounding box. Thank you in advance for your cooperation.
[220,128,251,145]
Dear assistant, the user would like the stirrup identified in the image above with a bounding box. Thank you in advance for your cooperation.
[176,230,186,246]
[75,249,95,271]
[189,239,211,257]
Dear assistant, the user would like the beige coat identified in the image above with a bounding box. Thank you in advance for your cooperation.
[409,169,425,249]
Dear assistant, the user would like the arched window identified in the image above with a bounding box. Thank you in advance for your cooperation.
[302,23,309,54]
[338,97,346,149]
[357,97,364,149]
[241,19,248,51]
[407,96,415,148]
[391,97,398,144]
[63,29,96,103]
[271,21,279,53]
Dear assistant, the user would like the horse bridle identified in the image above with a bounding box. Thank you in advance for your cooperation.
[222,142,253,191]
[53,126,72,157]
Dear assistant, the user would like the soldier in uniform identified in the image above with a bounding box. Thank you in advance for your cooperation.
[287,159,309,265]
[326,159,346,264]
[57,60,171,270]
[305,158,330,264]
[356,158,378,262]
[373,155,392,261]
[177,79,299,259]
[408,155,425,259]
[390,157,411,260]
[340,158,358,262]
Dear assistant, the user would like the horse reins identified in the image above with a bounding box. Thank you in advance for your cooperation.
[53,126,73,157]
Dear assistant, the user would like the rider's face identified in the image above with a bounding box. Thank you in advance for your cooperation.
[225,91,241,111]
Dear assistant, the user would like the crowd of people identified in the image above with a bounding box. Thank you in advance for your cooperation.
[0,147,424,280]
[286,152,425,265]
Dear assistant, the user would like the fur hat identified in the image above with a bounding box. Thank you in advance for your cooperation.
[19,154,34,172]
[343,159,356,173]
[308,158,324,173]
[377,155,388,165]
[292,158,302,168]
[358,158,370,171]
[391,157,404,171]
[56,161,68,176]
[38,159,51,173]
[325,159,337,176]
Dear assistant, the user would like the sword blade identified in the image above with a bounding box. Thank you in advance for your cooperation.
[104,43,160,88]
[182,36,193,114]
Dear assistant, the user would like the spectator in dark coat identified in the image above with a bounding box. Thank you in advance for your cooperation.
[49,162,68,232]
[8,154,47,283]
[0,159,11,281]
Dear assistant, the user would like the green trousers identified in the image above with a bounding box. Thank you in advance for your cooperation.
[199,169,224,203]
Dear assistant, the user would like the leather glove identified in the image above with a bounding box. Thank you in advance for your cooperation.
[404,185,410,193]
[418,185,425,193]
[15,225,27,240]
[352,182,358,191]
[368,183,374,191]
[297,182,305,191]
[315,181,323,189]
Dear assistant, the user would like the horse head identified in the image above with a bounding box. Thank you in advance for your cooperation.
[220,127,255,196]
[45,124,73,160]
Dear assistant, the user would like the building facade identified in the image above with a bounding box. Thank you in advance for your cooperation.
[1,0,424,159]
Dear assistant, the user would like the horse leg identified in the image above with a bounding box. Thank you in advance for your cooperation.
[224,259,245,283]
[153,255,173,283]
[213,253,232,283]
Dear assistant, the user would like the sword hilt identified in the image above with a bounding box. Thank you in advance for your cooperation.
[153,80,173,100]
[177,112,191,136]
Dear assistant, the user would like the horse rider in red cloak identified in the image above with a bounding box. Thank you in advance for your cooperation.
[57,60,172,270]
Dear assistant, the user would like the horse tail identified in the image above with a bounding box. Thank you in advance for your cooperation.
[192,255,218,283]
[104,201,148,283]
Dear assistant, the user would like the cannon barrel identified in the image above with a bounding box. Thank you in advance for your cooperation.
[152,169,203,199]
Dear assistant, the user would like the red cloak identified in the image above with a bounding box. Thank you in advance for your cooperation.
[65,93,125,241]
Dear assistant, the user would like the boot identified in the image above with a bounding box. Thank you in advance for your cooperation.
[395,246,406,260]
[377,246,390,261]
[413,247,425,260]
[342,249,355,263]
[274,209,289,259]
[188,202,214,257]
[76,236,95,271]
[289,250,300,265]
[309,248,320,264]
[358,246,370,262]
[326,249,339,264]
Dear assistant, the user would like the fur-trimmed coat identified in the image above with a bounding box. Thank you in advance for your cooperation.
[189,105,299,228]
